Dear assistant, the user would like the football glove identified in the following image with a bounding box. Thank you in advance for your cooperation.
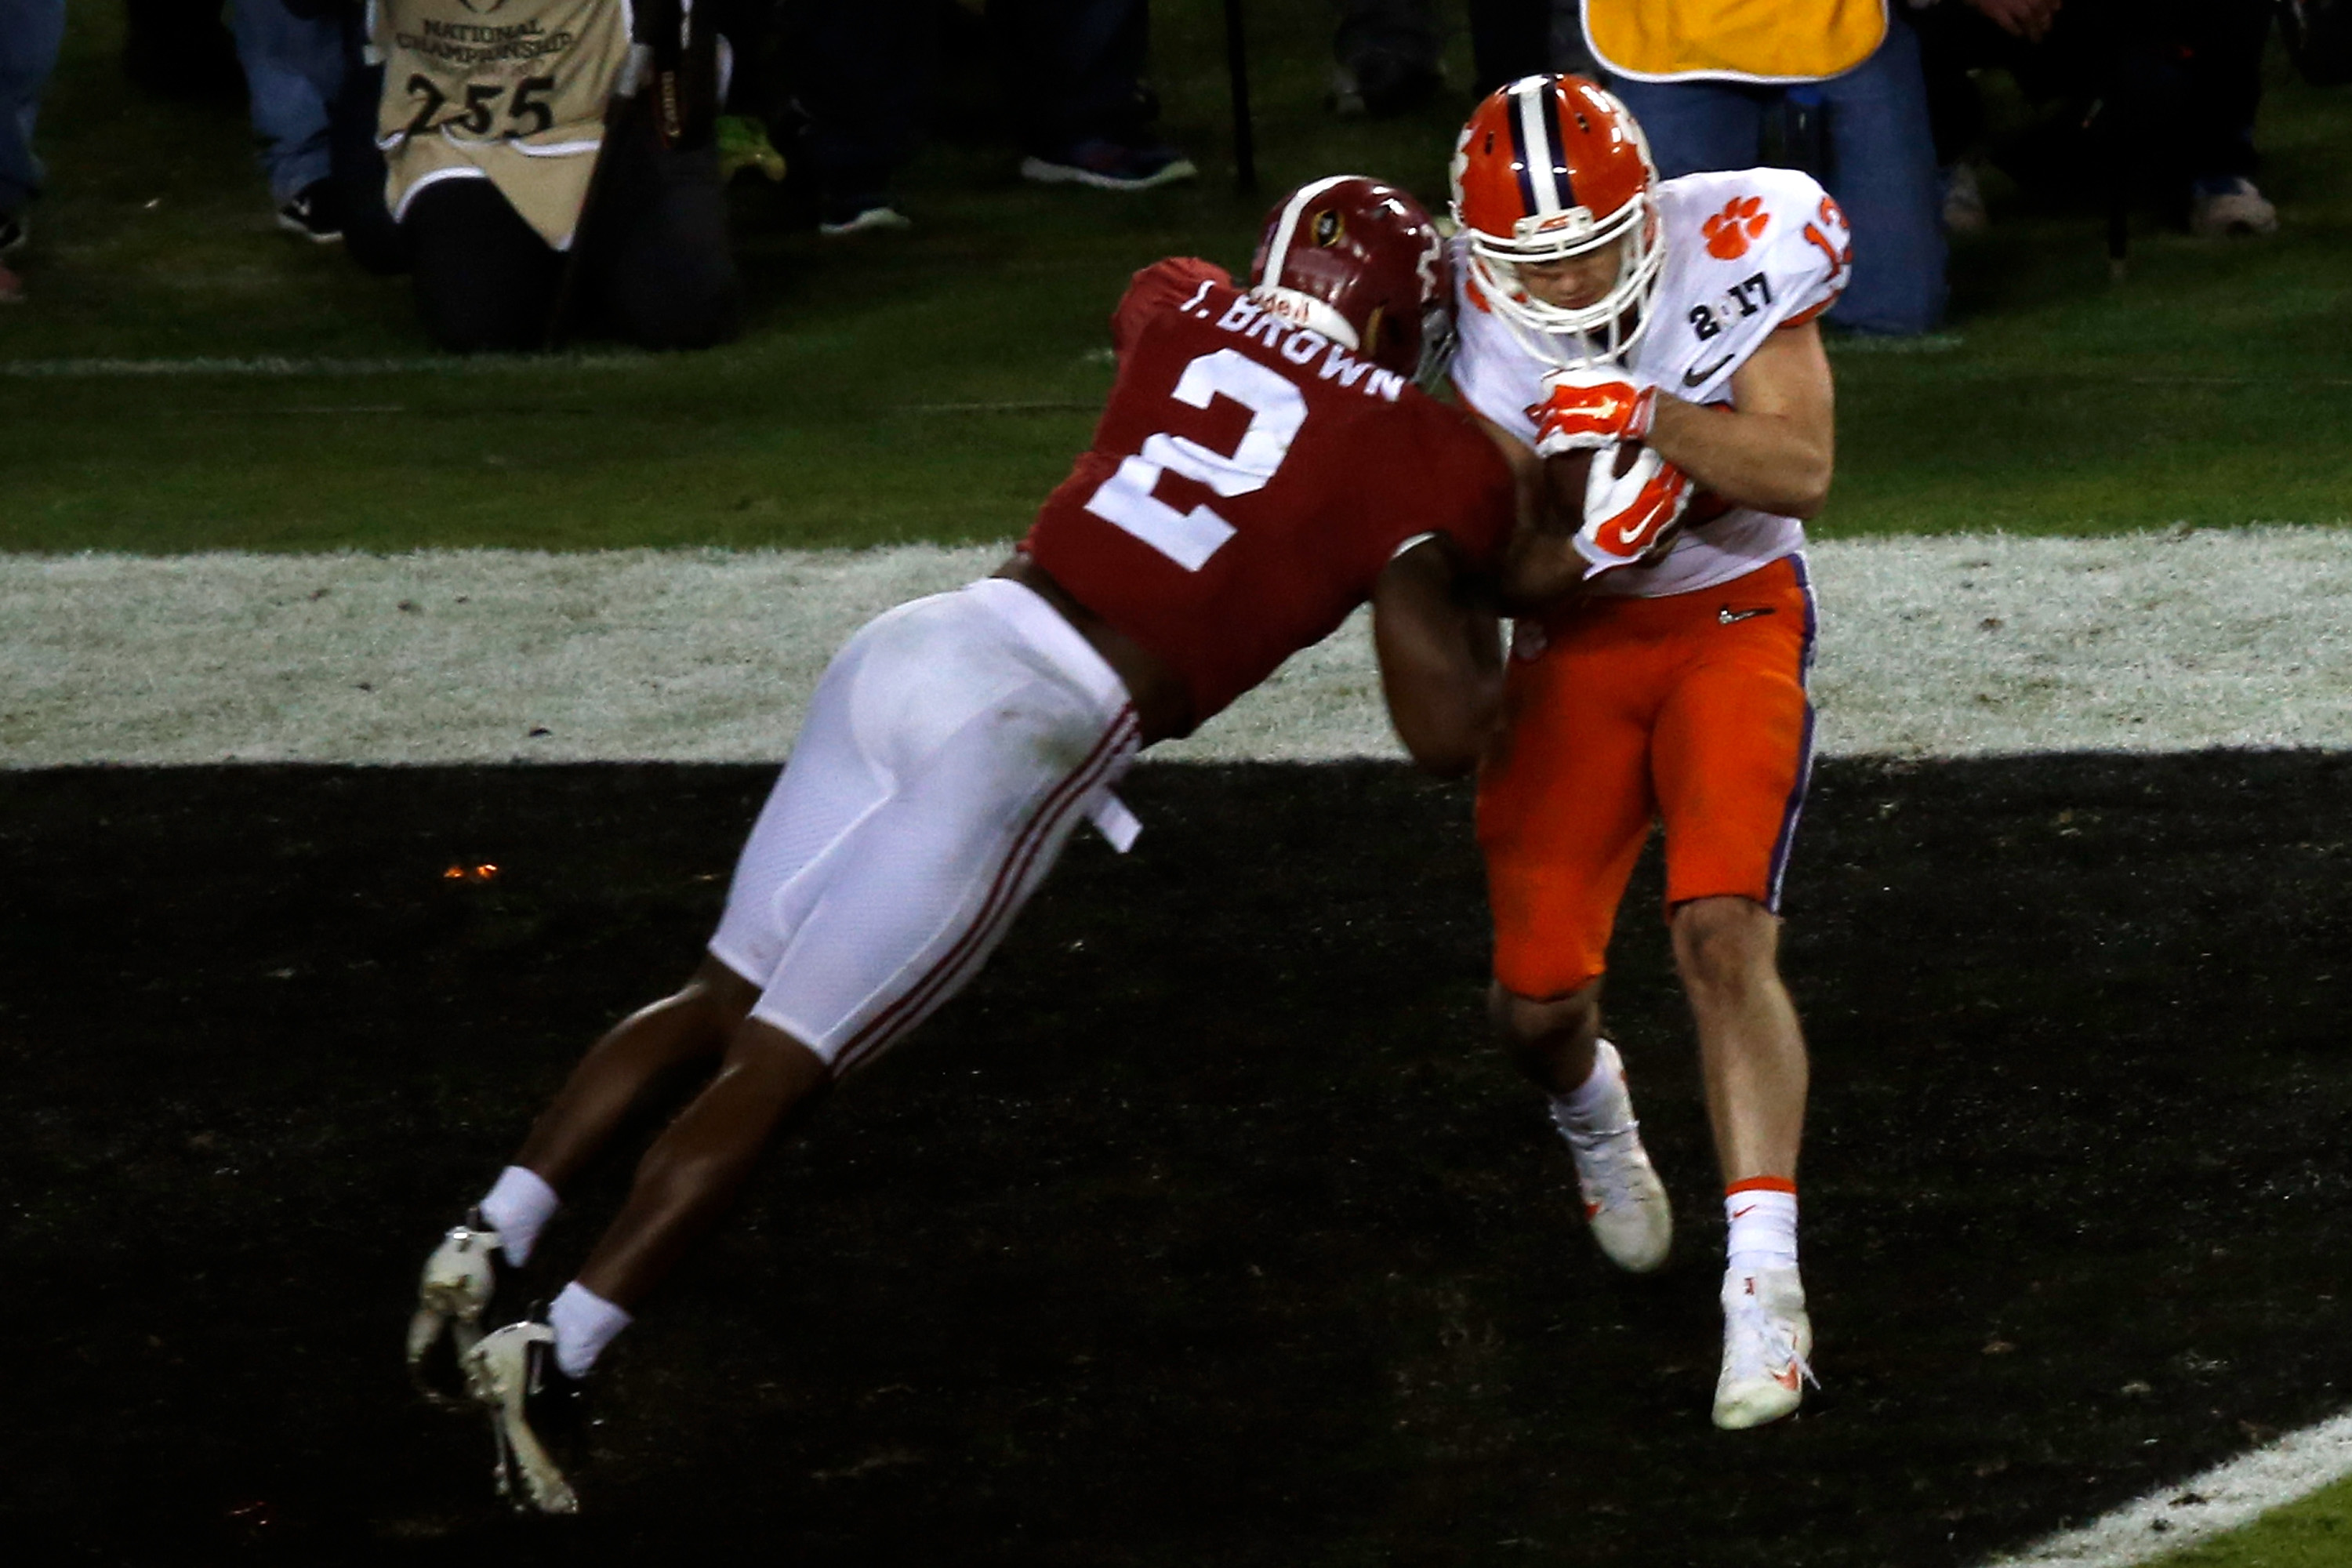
[1529,367,1659,456]
[1577,444,1695,577]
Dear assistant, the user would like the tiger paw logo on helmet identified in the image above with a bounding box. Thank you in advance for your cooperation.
[1704,196,1771,260]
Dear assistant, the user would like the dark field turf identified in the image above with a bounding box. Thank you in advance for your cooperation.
[4,754,2350,1566]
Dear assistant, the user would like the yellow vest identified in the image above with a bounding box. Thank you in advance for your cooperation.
[1582,0,1888,84]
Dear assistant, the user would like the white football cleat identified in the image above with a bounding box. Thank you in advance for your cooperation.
[407,1214,503,1404]
[1713,1265,1815,1430]
[1552,1040,1672,1273]
[465,1320,582,1515]
[2190,176,2278,238]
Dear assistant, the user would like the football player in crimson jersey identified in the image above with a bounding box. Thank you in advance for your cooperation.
[1448,74,1844,1431]
[406,176,1521,1512]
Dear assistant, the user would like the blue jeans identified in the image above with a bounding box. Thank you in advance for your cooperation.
[1609,13,1947,335]
[0,0,65,216]
[230,0,347,203]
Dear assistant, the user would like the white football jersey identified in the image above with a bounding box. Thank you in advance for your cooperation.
[1451,165,1849,598]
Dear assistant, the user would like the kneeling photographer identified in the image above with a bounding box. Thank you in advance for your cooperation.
[307,0,740,352]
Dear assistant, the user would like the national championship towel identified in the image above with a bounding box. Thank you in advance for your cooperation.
[374,0,634,249]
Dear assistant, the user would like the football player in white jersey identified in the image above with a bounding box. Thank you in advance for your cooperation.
[1447,73,1846,1430]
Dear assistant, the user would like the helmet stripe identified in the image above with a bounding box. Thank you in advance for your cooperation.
[1260,173,1359,292]
[1523,76,1576,214]
[1545,82,1580,211]
[1510,76,1584,217]
[1504,81,1546,217]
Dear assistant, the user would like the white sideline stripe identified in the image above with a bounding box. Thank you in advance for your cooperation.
[2,526,2349,768]
[0,353,652,378]
[1978,1411,2352,1566]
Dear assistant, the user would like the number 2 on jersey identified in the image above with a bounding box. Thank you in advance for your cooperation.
[1083,349,1306,571]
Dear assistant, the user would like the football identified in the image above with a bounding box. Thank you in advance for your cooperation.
[1544,440,1643,525]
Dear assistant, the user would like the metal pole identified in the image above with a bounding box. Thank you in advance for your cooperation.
[1223,0,1258,194]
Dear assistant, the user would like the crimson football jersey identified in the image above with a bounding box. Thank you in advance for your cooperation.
[1023,258,1516,731]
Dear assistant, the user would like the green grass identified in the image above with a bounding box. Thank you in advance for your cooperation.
[2155,1473,2352,1567]
[2,4,2347,553]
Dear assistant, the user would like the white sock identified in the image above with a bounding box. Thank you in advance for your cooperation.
[478,1165,559,1266]
[1549,1040,1632,1136]
[549,1281,632,1380]
[1724,1181,1799,1274]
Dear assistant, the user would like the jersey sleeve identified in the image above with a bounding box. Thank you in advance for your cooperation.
[1358,398,1519,576]
[1110,257,1235,358]
[1760,171,1851,328]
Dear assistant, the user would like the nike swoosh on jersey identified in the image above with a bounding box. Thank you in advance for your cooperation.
[1682,353,1736,387]
[1719,606,1775,624]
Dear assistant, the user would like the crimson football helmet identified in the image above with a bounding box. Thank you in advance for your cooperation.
[1248,175,1450,381]
[1450,74,1664,366]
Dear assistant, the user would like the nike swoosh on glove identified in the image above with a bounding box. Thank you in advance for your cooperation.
[1577,443,1695,577]
[1529,366,1658,455]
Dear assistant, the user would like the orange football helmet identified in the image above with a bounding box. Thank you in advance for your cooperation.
[1450,74,1664,366]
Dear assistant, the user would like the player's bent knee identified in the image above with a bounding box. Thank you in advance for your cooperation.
[1670,896,1780,995]
[1490,978,1602,1060]
[723,1016,834,1102]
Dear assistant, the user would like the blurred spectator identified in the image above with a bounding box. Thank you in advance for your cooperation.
[1544,0,1601,78]
[2278,0,2352,85]
[0,0,65,303]
[1578,0,1948,335]
[996,0,1194,190]
[1915,0,2283,238]
[123,0,244,103]
[229,0,349,241]
[772,0,931,234]
[1324,1,1600,115]
[779,0,1192,239]
[1331,0,1443,114]
[327,0,740,351]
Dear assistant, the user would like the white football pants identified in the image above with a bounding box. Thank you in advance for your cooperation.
[710,578,1140,1076]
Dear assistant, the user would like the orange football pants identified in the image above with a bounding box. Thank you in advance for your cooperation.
[1478,555,1817,1000]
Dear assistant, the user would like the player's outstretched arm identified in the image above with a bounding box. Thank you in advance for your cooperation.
[1646,320,1836,519]
[1371,537,1504,778]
